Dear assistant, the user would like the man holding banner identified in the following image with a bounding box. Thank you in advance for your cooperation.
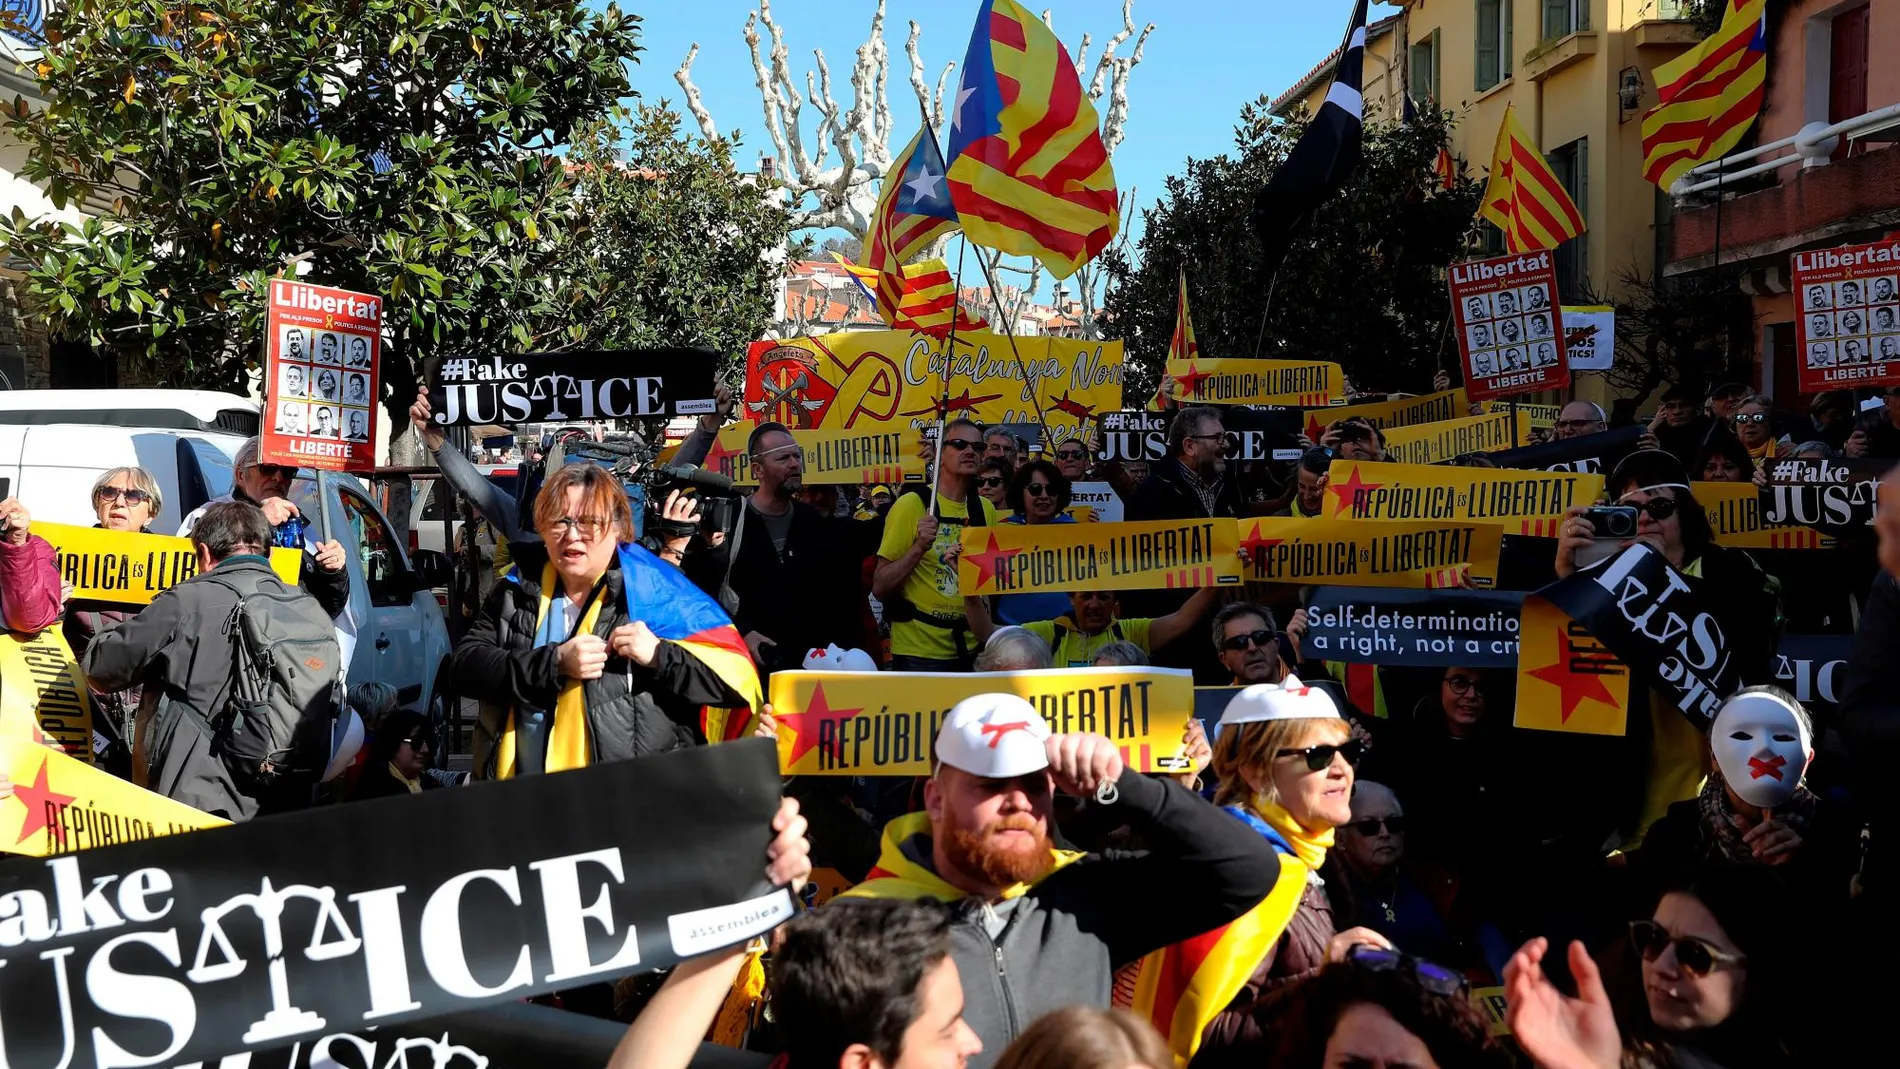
[963,585,1222,669]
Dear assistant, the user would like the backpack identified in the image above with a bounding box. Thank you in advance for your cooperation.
[201,568,344,793]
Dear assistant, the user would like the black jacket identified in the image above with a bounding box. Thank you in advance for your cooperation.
[686,499,877,670]
[1124,458,1243,524]
[1842,572,1900,885]
[452,541,750,779]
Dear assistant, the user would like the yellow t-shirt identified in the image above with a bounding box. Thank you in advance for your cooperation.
[1626,558,1710,850]
[1023,617,1155,668]
[877,492,998,660]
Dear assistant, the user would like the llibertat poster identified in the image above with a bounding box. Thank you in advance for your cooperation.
[262,281,381,472]
[1449,251,1569,403]
[1792,237,1900,393]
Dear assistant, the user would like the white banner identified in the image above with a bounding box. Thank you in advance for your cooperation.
[1562,306,1614,371]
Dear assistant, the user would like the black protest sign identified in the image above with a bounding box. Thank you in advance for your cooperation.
[1774,633,1853,716]
[0,740,790,1069]
[1096,410,1171,462]
[1539,544,1745,723]
[1222,406,1305,462]
[1759,457,1882,534]
[1486,425,1645,475]
[1303,588,1528,668]
[429,350,719,425]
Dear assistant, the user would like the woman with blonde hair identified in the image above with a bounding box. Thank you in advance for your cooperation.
[994,1006,1172,1069]
[65,466,165,775]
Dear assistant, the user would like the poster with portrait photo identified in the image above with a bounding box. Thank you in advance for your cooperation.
[1449,251,1570,403]
[262,280,382,471]
[1793,237,1900,393]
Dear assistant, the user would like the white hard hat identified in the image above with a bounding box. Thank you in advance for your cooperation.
[934,693,1051,779]
[1217,674,1342,728]
[803,644,879,672]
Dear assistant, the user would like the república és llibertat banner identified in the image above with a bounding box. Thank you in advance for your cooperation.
[1165,358,1345,408]
[703,423,927,486]
[1324,461,1603,537]
[958,519,1244,596]
[1237,517,1503,590]
[38,523,301,606]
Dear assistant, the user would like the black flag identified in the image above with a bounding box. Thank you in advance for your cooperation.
[1253,0,1368,266]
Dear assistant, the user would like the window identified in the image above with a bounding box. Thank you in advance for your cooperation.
[1547,138,1589,301]
[340,489,412,607]
[1476,0,1514,91]
[1544,0,1589,39]
[1410,33,1440,107]
[1829,4,1869,158]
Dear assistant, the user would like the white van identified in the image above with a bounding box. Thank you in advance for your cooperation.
[0,388,261,437]
[0,423,245,533]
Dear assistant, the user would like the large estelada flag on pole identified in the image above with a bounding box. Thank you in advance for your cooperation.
[945,0,1119,279]
[864,126,961,327]
[1251,0,1368,265]
[1149,268,1199,411]
[834,254,988,337]
[1640,0,1768,190]
[1478,104,1586,253]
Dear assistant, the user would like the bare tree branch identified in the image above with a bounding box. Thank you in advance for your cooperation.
[934,61,957,130]
[673,45,720,141]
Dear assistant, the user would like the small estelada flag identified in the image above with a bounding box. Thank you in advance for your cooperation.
[1513,595,1630,736]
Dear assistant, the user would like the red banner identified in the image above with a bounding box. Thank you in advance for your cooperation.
[1792,237,1900,394]
[262,280,382,472]
[1449,251,1569,404]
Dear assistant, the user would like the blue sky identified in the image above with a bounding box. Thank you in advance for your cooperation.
[625,1,1401,286]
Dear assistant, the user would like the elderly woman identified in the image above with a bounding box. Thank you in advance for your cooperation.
[1728,394,1789,467]
[993,459,1076,625]
[349,709,442,801]
[449,463,750,778]
[63,467,165,772]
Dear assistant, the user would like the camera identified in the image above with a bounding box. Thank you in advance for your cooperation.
[526,435,740,543]
[1582,505,1638,539]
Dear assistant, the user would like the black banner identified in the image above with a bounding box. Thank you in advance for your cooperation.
[0,740,789,1069]
[1760,457,1881,534]
[1774,633,1853,717]
[1485,425,1645,475]
[1303,588,1528,668]
[1096,410,1170,462]
[1093,408,1302,464]
[429,350,719,425]
[1539,544,1744,723]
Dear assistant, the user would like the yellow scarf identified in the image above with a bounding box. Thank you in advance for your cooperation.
[389,761,422,795]
[1746,437,1782,462]
[1249,796,1334,870]
[495,563,604,778]
[842,812,1085,902]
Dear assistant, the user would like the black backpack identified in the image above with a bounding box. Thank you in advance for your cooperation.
[201,568,344,793]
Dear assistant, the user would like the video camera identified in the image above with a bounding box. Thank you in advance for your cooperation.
[517,433,740,544]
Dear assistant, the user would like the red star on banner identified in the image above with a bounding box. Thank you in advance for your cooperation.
[702,434,744,479]
[1237,522,1283,566]
[1527,629,1618,723]
[1303,411,1327,443]
[11,756,74,847]
[1327,466,1385,518]
[1173,361,1212,400]
[775,683,865,768]
[963,533,1023,592]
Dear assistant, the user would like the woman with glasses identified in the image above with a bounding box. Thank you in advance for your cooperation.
[62,467,165,775]
[1727,395,1788,467]
[975,458,1014,512]
[349,709,444,801]
[990,460,1076,625]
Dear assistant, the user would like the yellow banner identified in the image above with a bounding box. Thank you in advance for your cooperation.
[1324,461,1604,537]
[1239,517,1503,589]
[1695,480,1833,550]
[1513,596,1630,736]
[958,519,1243,595]
[40,522,302,606]
[746,331,1124,444]
[1471,987,1512,1037]
[0,629,95,762]
[1166,358,1345,407]
[0,736,228,856]
[1379,411,1532,465]
[704,423,926,486]
[1301,389,1471,441]
[1485,400,1563,430]
[770,667,1196,776]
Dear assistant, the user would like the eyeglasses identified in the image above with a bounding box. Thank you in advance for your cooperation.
[548,515,611,540]
[976,476,1005,489]
[1346,946,1469,998]
[1628,920,1746,977]
[1023,483,1053,497]
[943,438,982,452]
[95,486,153,506]
[1275,739,1365,772]
[1184,432,1226,444]
[1346,816,1407,836]
[252,464,297,479]
[1444,675,1481,694]
[1220,629,1278,652]
[1733,412,1768,424]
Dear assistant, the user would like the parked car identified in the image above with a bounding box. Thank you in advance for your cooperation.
[410,465,518,555]
[0,388,259,436]
[0,422,243,533]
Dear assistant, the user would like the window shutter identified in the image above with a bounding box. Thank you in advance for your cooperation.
[1503,0,1515,77]
[1545,0,1570,39]
[1476,0,1499,89]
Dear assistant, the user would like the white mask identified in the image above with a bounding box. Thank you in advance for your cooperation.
[1710,691,1813,808]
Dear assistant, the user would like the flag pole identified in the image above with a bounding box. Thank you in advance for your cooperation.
[972,252,1056,455]
[930,233,969,514]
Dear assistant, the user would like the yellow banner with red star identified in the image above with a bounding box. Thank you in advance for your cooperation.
[1513,596,1631,736]
[958,519,1244,595]
[1301,389,1471,442]
[1378,410,1533,465]
[1166,358,1346,408]
[769,667,1196,776]
[1695,480,1834,550]
[0,736,228,856]
[1238,517,1504,589]
[0,627,95,762]
[1324,461,1604,537]
[703,423,927,486]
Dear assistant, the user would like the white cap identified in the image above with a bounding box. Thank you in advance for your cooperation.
[1218,674,1342,727]
[803,644,879,672]
[934,693,1051,779]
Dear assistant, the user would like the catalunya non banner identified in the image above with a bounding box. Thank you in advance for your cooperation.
[39,523,301,606]
[1696,481,1834,550]
[1300,389,1470,442]
[428,350,719,425]
[1450,251,1570,403]
[1513,595,1632,737]
[769,668,1195,776]
[1486,425,1645,475]
[0,736,226,856]
[0,739,790,1069]
[1165,358,1345,408]
[1324,460,1603,536]
[1378,410,1531,465]
[1301,588,1527,668]
[1237,517,1503,590]
[959,519,1243,596]
[746,332,1124,443]
[0,628,96,761]
[703,423,926,486]
[1538,544,1745,724]
[1791,236,1900,393]
[263,280,381,472]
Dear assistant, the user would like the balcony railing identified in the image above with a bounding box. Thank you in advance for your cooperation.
[1673,104,1900,196]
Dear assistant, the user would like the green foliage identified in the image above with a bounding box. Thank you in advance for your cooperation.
[1102,99,1485,401]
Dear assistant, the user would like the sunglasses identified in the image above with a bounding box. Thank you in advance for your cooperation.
[1276,739,1365,772]
[398,735,432,750]
[977,476,1005,489]
[252,464,297,479]
[1628,920,1746,977]
[943,439,982,452]
[1622,497,1680,520]
[1347,945,1468,998]
[94,487,153,506]
[1346,816,1406,836]
[1220,629,1278,652]
[1055,449,1088,460]
[1023,483,1054,497]
[1733,412,1768,424]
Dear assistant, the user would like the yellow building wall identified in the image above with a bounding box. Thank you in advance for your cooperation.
[1286,24,1409,124]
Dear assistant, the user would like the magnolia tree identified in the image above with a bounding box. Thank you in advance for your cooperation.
[676,0,1151,338]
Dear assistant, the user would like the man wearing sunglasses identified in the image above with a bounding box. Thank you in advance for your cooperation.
[1051,439,1091,480]
[874,418,997,671]
[177,437,350,620]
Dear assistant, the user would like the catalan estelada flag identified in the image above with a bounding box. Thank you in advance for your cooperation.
[615,543,762,742]
[1479,104,1586,253]
[833,254,988,336]
[1435,146,1459,191]
[1149,268,1199,411]
[1641,0,1767,190]
[864,127,961,328]
[945,0,1118,280]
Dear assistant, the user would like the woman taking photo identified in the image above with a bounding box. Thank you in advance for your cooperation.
[450,463,750,778]
[993,459,1075,625]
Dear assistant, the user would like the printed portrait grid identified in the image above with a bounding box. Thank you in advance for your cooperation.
[1800,274,1900,370]
[273,325,375,443]
[1461,282,1560,380]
